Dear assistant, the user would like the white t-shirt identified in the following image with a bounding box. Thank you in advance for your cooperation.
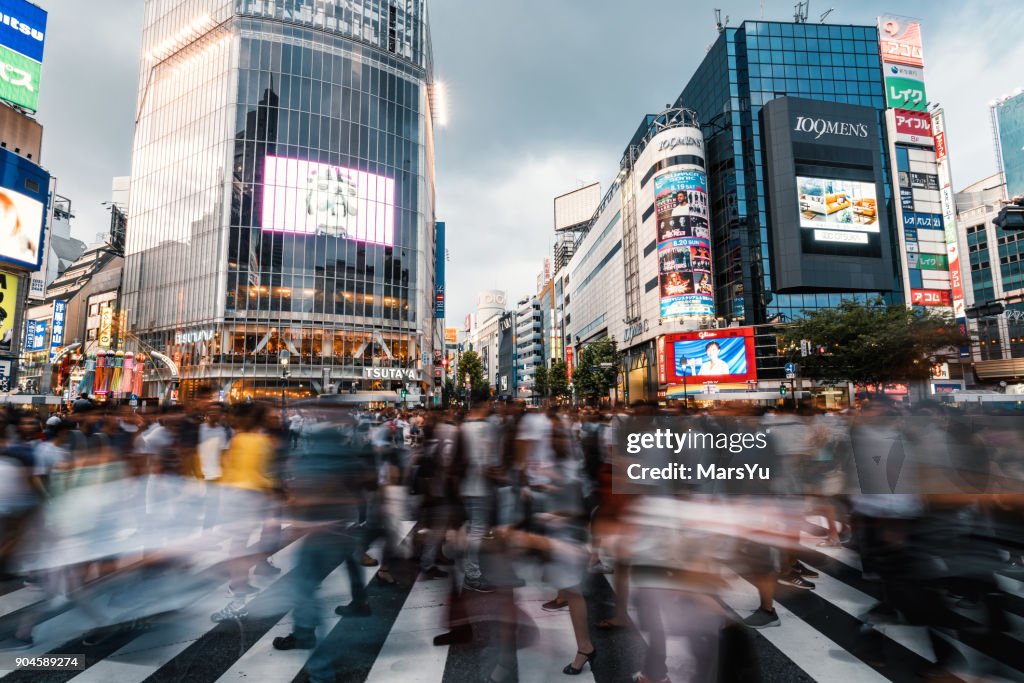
[33,440,69,477]
[459,420,496,498]
[198,423,229,480]
[517,412,554,486]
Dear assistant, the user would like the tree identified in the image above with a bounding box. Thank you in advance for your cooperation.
[533,364,549,402]
[441,376,455,408]
[455,350,488,401]
[781,299,967,389]
[549,360,569,399]
[573,337,621,403]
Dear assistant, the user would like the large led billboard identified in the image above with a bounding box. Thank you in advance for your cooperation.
[654,169,714,319]
[261,156,395,246]
[0,148,48,271]
[796,176,880,251]
[663,327,756,384]
[0,0,47,112]
[0,270,17,353]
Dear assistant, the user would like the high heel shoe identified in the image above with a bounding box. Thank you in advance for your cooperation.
[562,648,597,675]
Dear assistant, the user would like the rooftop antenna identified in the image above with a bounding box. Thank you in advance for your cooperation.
[714,8,729,33]
[794,1,809,23]
[819,8,834,22]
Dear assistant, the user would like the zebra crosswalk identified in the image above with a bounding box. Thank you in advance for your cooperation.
[2,522,1024,682]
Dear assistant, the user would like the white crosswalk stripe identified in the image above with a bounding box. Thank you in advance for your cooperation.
[4,518,1024,682]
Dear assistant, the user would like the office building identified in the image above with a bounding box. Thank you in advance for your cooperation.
[514,295,543,401]
[122,0,439,402]
[992,89,1024,201]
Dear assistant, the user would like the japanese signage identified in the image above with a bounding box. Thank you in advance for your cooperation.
[911,289,951,306]
[931,109,966,319]
[916,253,948,271]
[98,305,113,348]
[0,0,47,112]
[894,109,933,145]
[885,75,927,111]
[25,319,45,351]
[654,167,715,320]
[879,16,924,68]
[49,299,65,362]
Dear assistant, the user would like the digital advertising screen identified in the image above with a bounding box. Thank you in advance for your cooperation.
[0,184,45,270]
[796,176,881,256]
[663,327,757,384]
[654,169,714,319]
[261,155,395,246]
[0,270,17,353]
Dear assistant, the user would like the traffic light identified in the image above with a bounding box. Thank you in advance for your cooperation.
[779,384,788,396]
[400,388,407,400]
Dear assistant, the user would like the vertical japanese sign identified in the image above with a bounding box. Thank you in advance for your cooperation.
[931,110,966,320]
[0,270,17,353]
[49,299,66,363]
[434,221,445,318]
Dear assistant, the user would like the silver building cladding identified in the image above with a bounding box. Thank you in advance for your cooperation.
[123,0,438,401]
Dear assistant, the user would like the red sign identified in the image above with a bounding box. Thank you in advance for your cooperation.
[662,327,757,385]
[657,336,667,384]
[879,17,924,68]
[911,288,952,306]
[565,346,574,381]
[894,109,933,145]
[934,131,947,161]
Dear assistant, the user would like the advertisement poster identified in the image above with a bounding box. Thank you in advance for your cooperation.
[0,184,45,270]
[262,155,395,246]
[796,176,880,255]
[0,270,17,352]
[879,16,924,68]
[663,328,757,384]
[654,170,714,319]
[910,288,951,306]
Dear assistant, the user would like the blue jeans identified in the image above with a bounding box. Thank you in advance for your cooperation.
[462,495,491,580]
[292,522,366,633]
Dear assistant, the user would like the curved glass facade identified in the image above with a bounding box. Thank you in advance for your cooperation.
[124,1,436,400]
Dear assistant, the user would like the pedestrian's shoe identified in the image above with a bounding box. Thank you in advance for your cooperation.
[211,601,249,622]
[463,576,496,593]
[272,631,316,650]
[562,648,597,675]
[361,552,380,567]
[227,582,259,597]
[335,601,372,617]
[422,566,449,579]
[254,559,281,576]
[432,625,472,646]
[542,597,569,611]
[792,561,819,578]
[742,608,780,629]
[778,572,815,590]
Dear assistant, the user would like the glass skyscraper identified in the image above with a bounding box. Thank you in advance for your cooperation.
[676,20,901,326]
[123,0,437,400]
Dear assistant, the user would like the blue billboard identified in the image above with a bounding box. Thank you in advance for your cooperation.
[434,221,445,318]
[0,1,47,63]
[0,147,49,270]
[25,318,45,351]
[995,92,1024,200]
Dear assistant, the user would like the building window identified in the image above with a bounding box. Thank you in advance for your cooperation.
[89,303,99,316]
[87,328,98,341]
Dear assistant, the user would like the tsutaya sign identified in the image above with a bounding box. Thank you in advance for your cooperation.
[175,328,215,345]
[793,116,869,140]
[364,367,419,381]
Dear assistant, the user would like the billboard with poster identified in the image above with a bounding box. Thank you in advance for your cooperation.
[894,109,933,145]
[0,147,48,271]
[663,327,756,384]
[0,270,17,352]
[261,155,395,246]
[796,176,881,255]
[653,169,714,319]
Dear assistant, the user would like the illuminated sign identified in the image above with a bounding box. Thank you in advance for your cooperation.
[98,305,113,348]
[26,318,45,351]
[663,327,757,384]
[654,169,714,319]
[792,116,869,140]
[910,288,951,306]
[0,149,48,271]
[364,367,419,381]
[0,270,17,352]
[49,299,65,362]
[261,155,395,246]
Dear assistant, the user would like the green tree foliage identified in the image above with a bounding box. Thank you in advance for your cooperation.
[533,364,549,400]
[549,360,569,399]
[780,299,966,387]
[455,350,488,400]
[573,337,620,403]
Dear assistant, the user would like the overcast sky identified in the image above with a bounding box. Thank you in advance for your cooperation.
[36,0,1024,326]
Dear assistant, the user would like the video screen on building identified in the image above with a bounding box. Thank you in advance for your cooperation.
[654,169,714,319]
[261,156,395,246]
[796,176,880,255]
[664,327,757,384]
[0,184,45,270]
